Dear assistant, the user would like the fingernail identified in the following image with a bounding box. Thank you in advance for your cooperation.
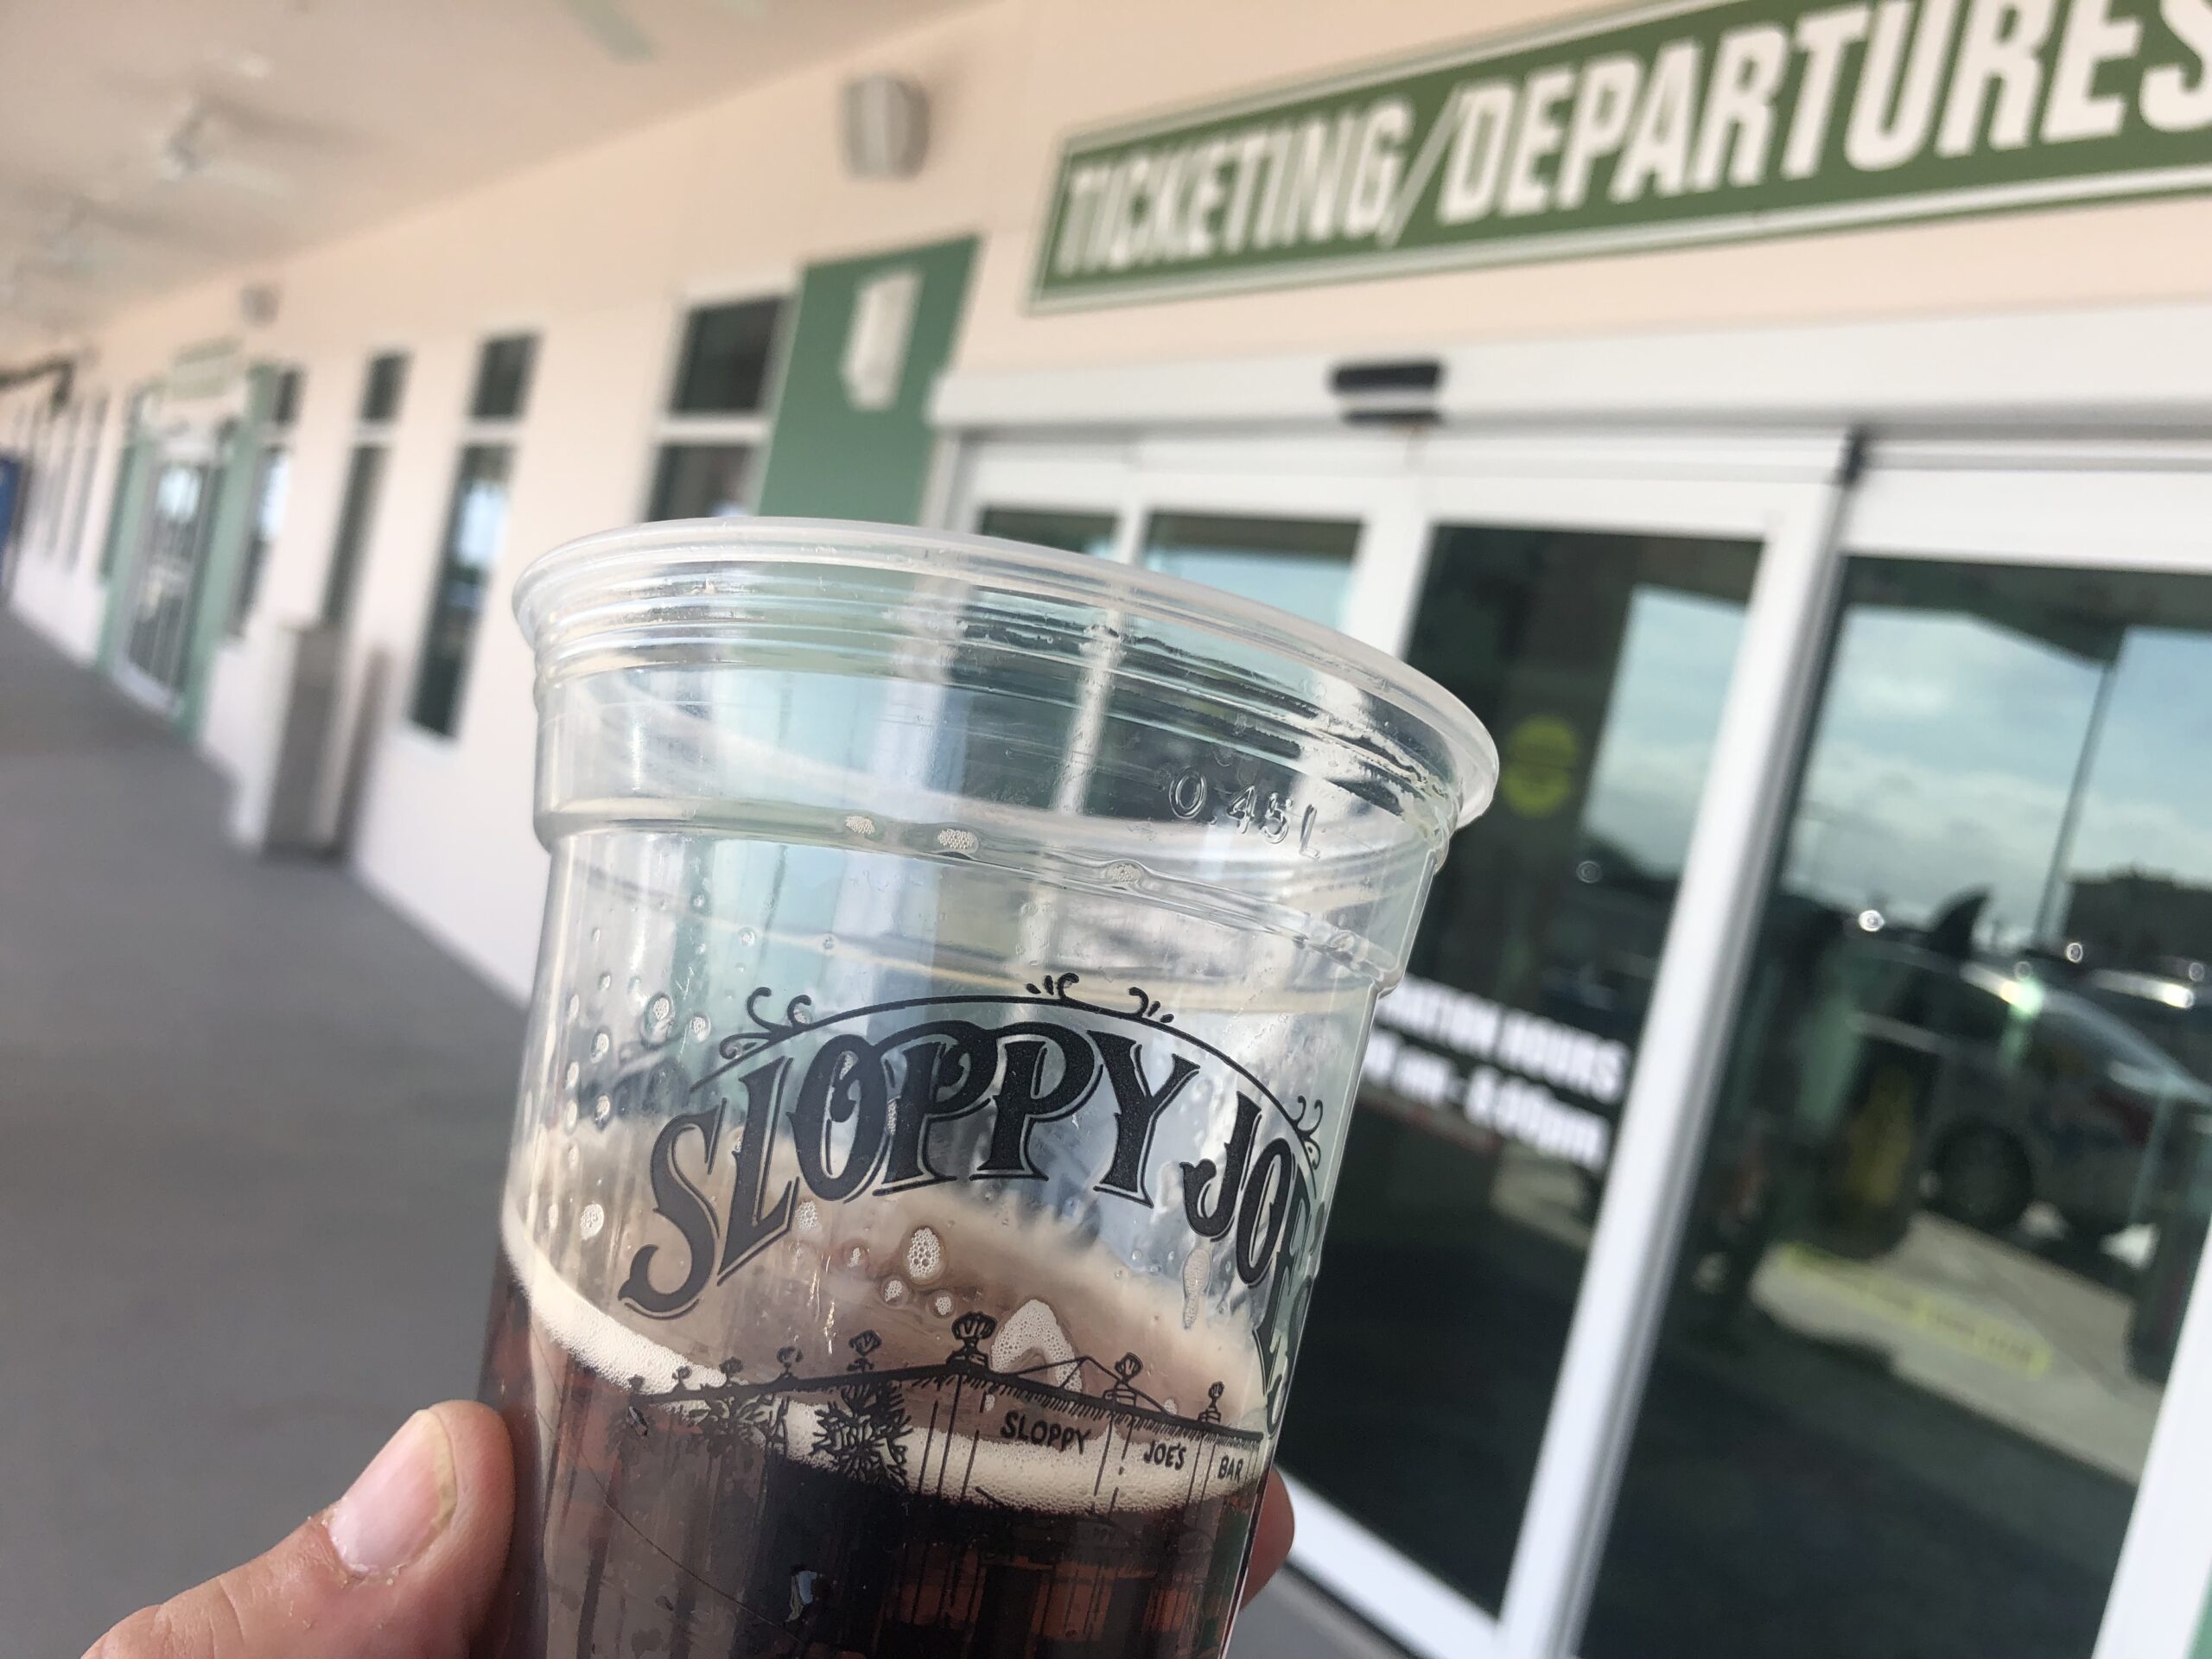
[325,1410,456,1578]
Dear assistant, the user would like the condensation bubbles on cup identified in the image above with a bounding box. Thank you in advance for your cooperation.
[906,1226,945,1286]
[686,1013,710,1044]
[588,1030,611,1061]
[936,827,980,857]
[640,993,676,1045]
[592,1094,613,1128]
[578,1202,605,1243]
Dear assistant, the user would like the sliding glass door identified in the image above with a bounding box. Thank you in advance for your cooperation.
[947,432,2212,1659]
[118,435,230,707]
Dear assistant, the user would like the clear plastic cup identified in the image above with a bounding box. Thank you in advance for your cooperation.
[479,518,1494,1659]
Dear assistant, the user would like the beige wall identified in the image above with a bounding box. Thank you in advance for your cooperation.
[11,0,2212,996]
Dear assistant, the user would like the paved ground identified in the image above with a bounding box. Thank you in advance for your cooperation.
[0,614,1370,1659]
[0,614,525,1653]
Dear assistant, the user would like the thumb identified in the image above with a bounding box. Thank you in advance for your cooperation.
[88,1402,514,1659]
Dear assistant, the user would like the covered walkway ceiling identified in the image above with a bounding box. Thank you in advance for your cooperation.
[0,0,982,351]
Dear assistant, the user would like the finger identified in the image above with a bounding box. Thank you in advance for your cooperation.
[1241,1466,1296,1605]
[87,1401,513,1659]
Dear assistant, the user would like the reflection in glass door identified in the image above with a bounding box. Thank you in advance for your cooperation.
[1277,524,1759,1613]
[121,446,225,702]
[975,504,1117,557]
[1589,556,2212,1659]
[1141,510,1358,627]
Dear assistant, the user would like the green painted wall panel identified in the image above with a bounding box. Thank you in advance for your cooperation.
[753,235,977,525]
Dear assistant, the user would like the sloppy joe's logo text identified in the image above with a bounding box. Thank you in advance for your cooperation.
[615,981,1322,1408]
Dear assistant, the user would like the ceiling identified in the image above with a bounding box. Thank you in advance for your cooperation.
[0,0,982,353]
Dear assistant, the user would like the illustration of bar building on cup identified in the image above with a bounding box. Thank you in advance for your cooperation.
[598,1310,1270,1656]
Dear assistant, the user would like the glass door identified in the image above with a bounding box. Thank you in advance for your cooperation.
[1287,521,1760,1617]
[949,429,1847,1657]
[1582,451,2212,1659]
[119,433,228,707]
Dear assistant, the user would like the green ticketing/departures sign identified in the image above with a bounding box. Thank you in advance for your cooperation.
[1030,0,2212,309]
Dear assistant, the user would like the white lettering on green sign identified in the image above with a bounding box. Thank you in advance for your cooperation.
[1031,0,2212,308]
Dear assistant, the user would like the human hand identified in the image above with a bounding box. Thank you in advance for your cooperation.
[86,1403,513,1659]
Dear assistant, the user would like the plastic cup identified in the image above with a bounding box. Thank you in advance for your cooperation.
[478,518,1494,1659]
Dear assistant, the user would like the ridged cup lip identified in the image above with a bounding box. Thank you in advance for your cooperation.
[513,517,1497,828]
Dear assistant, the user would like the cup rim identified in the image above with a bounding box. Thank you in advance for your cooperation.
[513,516,1497,826]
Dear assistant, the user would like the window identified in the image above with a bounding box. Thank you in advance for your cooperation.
[647,443,753,521]
[359,352,408,423]
[1586,557,2212,1659]
[231,368,302,633]
[322,353,407,627]
[60,395,107,568]
[321,446,386,626]
[20,405,58,557]
[409,333,536,737]
[1141,510,1357,627]
[643,296,785,523]
[232,450,293,635]
[270,365,303,427]
[469,335,537,422]
[670,297,781,414]
[976,505,1118,557]
[1276,524,1760,1615]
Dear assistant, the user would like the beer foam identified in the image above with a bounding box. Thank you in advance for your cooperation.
[905,1226,944,1284]
[499,1190,1269,1514]
[991,1298,1081,1390]
[504,1197,728,1393]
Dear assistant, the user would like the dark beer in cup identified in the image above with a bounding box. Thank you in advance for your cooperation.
[480,522,1492,1657]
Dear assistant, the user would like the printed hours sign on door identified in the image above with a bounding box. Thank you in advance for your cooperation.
[1029,0,2212,308]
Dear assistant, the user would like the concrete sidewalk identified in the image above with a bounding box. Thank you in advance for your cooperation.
[0,615,524,1653]
[0,614,1374,1659]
